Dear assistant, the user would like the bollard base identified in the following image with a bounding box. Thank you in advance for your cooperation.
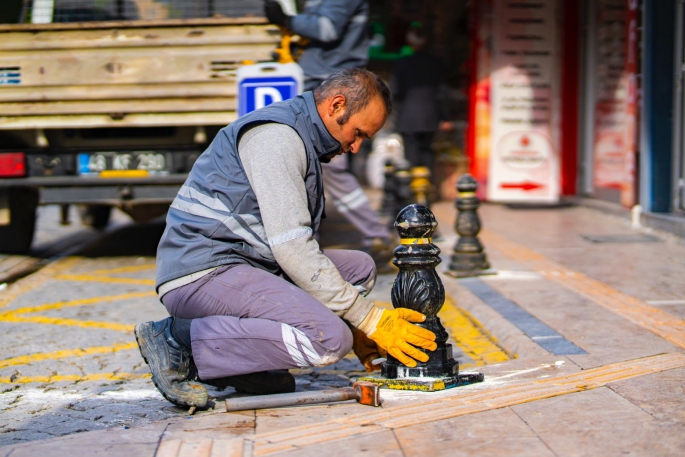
[358,372,484,392]
[444,268,498,278]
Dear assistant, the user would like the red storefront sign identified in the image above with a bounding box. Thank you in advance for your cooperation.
[468,0,565,203]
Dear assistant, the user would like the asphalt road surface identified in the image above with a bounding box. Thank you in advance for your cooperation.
[0,205,379,447]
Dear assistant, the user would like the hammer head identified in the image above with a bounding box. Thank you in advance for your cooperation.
[353,381,381,407]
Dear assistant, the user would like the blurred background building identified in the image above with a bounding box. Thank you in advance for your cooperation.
[1,0,684,240]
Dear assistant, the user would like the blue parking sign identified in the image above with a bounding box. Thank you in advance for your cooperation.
[236,62,304,117]
[238,76,299,117]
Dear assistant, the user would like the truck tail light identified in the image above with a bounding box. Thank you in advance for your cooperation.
[0,152,26,177]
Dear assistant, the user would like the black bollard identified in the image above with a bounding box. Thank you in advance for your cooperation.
[393,162,414,215]
[383,204,452,379]
[380,159,396,216]
[361,204,484,391]
[447,174,493,277]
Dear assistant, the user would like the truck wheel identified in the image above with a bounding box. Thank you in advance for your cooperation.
[0,188,38,254]
[79,205,112,229]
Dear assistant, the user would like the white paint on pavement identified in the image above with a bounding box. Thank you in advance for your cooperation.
[0,387,163,406]
[646,299,685,306]
[483,270,542,280]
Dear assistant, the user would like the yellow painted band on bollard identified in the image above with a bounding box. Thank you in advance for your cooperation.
[459,192,476,198]
[400,237,433,245]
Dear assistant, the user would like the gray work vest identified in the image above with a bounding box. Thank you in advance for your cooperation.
[155,92,341,289]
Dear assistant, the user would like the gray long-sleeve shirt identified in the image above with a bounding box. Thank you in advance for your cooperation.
[238,123,374,327]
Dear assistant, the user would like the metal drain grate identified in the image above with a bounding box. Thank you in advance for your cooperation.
[581,234,662,243]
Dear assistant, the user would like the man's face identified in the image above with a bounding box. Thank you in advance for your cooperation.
[319,94,387,158]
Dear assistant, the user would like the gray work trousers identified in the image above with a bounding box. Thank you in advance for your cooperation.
[161,250,376,380]
[322,155,389,241]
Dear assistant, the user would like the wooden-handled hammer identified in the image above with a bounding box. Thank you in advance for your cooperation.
[225,381,381,412]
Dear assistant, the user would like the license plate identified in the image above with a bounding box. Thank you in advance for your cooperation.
[77,151,172,176]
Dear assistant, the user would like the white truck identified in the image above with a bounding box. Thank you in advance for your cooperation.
[0,0,281,253]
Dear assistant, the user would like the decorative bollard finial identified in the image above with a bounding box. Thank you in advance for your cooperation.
[360,204,484,391]
[447,174,494,277]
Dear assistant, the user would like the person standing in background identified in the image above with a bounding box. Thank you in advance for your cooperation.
[392,22,453,176]
[265,0,395,267]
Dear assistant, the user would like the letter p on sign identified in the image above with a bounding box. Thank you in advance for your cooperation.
[237,63,303,117]
[254,87,283,109]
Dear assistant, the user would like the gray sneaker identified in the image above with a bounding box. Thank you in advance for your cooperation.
[134,318,208,408]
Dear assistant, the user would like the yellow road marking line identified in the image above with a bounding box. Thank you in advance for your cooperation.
[0,342,137,369]
[90,264,155,275]
[479,229,685,349]
[0,292,154,332]
[0,291,156,316]
[54,274,156,286]
[0,314,134,332]
[248,353,685,455]
[0,372,150,384]
[440,294,513,365]
[0,257,82,309]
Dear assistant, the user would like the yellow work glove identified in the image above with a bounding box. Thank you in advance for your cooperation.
[351,328,387,372]
[357,306,437,368]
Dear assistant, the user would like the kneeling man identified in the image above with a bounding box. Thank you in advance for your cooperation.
[134,68,437,408]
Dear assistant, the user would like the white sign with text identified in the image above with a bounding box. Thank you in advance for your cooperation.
[488,0,561,203]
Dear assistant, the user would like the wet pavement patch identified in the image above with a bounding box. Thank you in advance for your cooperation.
[459,278,587,356]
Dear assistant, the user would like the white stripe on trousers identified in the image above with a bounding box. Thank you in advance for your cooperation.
[332,188,369,213]
[281,323,308,367]
[280,323,323,367]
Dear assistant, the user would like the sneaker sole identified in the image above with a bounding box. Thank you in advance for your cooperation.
[134,322,207,408]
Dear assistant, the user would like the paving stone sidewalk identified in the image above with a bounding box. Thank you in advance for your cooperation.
[1,201,685,456]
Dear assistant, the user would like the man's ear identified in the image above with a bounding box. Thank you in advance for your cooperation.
[327,94,347,117]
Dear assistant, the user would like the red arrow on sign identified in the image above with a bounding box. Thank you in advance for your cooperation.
[500,181,545,191]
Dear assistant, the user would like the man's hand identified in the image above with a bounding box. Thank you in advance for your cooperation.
[357,307,437,368]
[264,0,292,29]
[352,328,387,372]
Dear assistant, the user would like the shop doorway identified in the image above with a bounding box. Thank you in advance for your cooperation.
[674,0,685,212]
[580,0,639,207]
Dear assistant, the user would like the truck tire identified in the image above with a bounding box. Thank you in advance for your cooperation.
[79,205,112,229]
[0,188,38,254]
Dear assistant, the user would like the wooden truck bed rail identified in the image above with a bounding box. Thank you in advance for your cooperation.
[0,18,280,129]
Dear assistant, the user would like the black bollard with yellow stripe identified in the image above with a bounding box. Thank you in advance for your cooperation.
[447,174,494,277]
[360,204,483,391]
[410,166,433,207]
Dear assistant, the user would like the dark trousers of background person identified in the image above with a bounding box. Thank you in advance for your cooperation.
[402,131,436,173]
